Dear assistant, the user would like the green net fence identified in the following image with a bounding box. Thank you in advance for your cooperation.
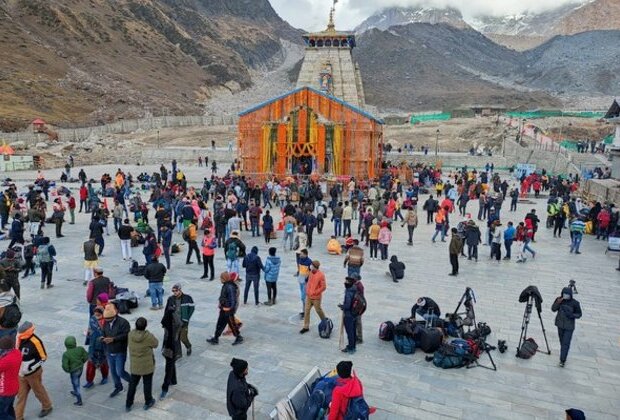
[410,113,451,125]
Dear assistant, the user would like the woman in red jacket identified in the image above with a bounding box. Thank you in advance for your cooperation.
[0,335,22,418]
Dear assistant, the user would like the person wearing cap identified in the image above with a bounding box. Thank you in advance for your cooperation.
[84,307,109,388]
[299,260,327,334]
[410,297,441,325]
[328,361,368,420]
[207,272,243,346]
[165,284,195,356]
[552,286,582,367]
[565,408,586,420]
[126,317,158,412]
[86,267,115,316]
[339,277,358,353]
[102,303,131,398]
[15,322,53,419]
[0,250,21,299]
[0,334,21,418]
[226,358,258,420]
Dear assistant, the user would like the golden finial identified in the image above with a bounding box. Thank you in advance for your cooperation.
[326,0,337,32]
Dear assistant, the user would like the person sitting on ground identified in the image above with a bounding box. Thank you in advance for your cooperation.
[410,297,441,325]
[388,255,405,283]
[327,235,342,255]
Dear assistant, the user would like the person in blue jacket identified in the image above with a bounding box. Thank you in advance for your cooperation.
[339,277,358,354]
[263,247,281,306]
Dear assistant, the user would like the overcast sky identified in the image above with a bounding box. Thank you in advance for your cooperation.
[270,0,589,31]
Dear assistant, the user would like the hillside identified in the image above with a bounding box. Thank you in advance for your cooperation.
[0,0,300,129]
[354,6,470,33]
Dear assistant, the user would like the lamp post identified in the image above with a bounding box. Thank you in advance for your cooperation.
[157,129,160,149]
[435,129,439,156]
[502,129,507,157]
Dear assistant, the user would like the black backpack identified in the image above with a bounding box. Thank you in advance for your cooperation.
[517,338,538,359]
[0,296,22,329]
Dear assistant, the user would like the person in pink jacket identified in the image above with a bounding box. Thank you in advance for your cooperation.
[378,221,392,261]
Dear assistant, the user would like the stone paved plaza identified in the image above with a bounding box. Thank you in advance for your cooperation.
[6,165,620,420]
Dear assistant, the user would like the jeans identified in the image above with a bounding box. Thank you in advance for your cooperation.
[369,240,378,258]
[70,369,82,400]
[114,217,121,232]
[407,225,415,243]
[344,313,357,351]
[226,258,239,275]
[347,265,361,278]
[266,282,277,302]
[0,396,16,420]
[283,232,294,250]
[126,373,153,407]
[94,236,104,255]
[40,261,53,286]
[163,245,171,269]
[491,243,501,260]
[149,282,164,307]
[570,233,582,253]
[250,218,260,236]
[432,226,445,242]
[522,240,536,257]
[243,275,260,305]
[333,218,342,236]
[426,211,434,224]
[107,352,130,390]
[298,280,307,310]
[504,239,513,259]
[343,219,351,236]
[379,243,388,260]
[510,201,517,211]
[467,244,478,260]
[558,328,574,363]
[120,239,131,260]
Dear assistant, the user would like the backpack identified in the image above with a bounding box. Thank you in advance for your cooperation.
[226,241,239,260]
[37,244,53,263]
[344,396,370,420]
[418,328,443,353]
[432,343,466,369]
[318,318,333,339]
[393,334,415,354]
[116,291,139,309]
[182,228,190,241]
[351,290,366,317]
[285,222,294,234]
[299,375,338,420]
[23,244,35,259]
[379,321,394,341]
[516,338,538,359]
[0,295,22,329]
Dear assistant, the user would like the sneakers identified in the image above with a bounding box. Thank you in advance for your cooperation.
[559,361,565,367]
[100,377,108,385]
[159,391,168,400]
[109,387,123,398]
[299,328,309,334]
[38,408,53,418]
[341,347,356,354]
[144,399,156,410]
[83,382,94,389]
[232,336,244,346]
[206,337,219,345]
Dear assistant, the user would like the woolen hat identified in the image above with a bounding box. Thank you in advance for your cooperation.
[565,409,585,420]
[230,358,248,376]
[17,321,33,334]
[311,260,320,269]
[172,283,182,290]
[336,361,353,378]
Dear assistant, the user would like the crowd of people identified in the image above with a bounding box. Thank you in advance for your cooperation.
[0,154,610,419]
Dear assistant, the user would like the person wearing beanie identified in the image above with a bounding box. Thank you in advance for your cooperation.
[226,358,258,420]
[0,334,22,419]
[84,307,109,389]
[565,408,586,420]
[448,227,463,276]
[552,287,582,367]
[329,361,366,420]
[61,336,89,406]
[15,322,53,418]
[339,278,358,354]
[299,260,327,334]
[165,284,194,356]
[263,247,281,306]
[242,246,264,306]
[126,317,158,412]
[102,303,131,397]
[207,272,243,346]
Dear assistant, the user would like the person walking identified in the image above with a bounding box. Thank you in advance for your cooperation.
[423,195,438,224]
[83,307,109,388]
[185,219,201,264]
[102,303,131,398]
[339,277,358,354]
[144,256,167,310]
[569,217,586,254]
[503,221,516,260]
[224,231,246,277]
[0,250,21,299]
[8,214,24,249]
[403,206,418,245]
[166,283,195,356]
[242,246,264,306]
[299,260,327,334]
[160,223,172,270]
[448,227,463,276]
[263,247,281,306]
[377,221,392,261]
[206,272,243,346]
[226,358,258,420]
[126,317,158,412]
[296,249,313,317]
[159,302,182,400]
[0,334,21,419]
[15,322,53,419]
[86,267,115,316]
[34,237,55,289]
[201,228,217,280]
[262,210,274,244]
[118,219,134,261]
[61,335,89,406]
[282,213,296,251]
[551,286,582,367]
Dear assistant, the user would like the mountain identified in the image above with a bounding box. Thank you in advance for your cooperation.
[352,23,619,111]
[354,6,470,33]
[0,0,300,128]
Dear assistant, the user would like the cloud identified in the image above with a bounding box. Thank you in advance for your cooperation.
[270,0,589,31]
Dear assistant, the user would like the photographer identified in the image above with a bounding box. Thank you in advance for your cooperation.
[410,297,441,324]
[227,358,258,420]
[551,287,582,367]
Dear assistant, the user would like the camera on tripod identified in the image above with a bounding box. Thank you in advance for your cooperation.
[568,279,578,294]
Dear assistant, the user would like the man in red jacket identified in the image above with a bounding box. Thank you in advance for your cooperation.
[0,334,22,418]
[328,361,374,420]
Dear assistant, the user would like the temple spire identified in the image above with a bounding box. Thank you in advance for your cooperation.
[326,0,337,32]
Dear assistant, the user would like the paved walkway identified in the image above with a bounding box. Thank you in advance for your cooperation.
[6,166,620,419]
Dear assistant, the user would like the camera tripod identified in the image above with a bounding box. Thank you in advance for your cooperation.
[448,287,477,335]
[466,336,497,371]
[516,295,551,356]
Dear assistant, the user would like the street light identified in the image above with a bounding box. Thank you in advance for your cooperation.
[435,129,440,156]
[157,129,160,149]
[502,129,507,157]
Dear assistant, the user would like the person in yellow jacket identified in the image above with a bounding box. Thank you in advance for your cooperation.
[368,219,380,260]
[327,236,342,255]
[185,220,201,264]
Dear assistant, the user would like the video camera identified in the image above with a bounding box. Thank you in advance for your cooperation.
[518,285,543,313]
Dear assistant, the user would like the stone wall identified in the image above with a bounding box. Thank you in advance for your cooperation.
[581,179,620,206]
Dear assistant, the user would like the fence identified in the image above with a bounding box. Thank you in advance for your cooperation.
[410,112,451,125]
[505,111,606,119]
[0,115,239,145]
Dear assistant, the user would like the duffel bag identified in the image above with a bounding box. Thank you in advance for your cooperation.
[433,343,466,369]
[419,328,443,353]
[393,334,415,354]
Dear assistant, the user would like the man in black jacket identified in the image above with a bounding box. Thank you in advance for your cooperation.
[207,272,243,346]
[388,255,405,283]
[423,195,438,224]
[102,304,131,397]
[551,287,582,367]
[145,256,167,310]
[226,358,257,420]
[410,297,441,324]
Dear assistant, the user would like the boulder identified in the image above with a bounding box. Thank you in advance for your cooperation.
[9,141,26,150]
[35,142,48,149]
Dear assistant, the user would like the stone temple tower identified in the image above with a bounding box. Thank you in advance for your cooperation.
[296,1,366,109]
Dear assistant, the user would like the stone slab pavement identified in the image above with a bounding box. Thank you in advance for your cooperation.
[5,165,620,420]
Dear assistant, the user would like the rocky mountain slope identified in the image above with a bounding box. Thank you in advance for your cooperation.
[354,6,470,33]
[0,0,300,129]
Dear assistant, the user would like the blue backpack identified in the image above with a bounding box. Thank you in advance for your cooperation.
[393,334,415,354]
[344,396,370,420]
[318,318,333,339]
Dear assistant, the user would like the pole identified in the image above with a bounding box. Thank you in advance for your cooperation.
[435,129,439,157]
[157,130,160,149]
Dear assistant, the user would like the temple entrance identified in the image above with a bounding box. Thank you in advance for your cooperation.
[291,155,314,175]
